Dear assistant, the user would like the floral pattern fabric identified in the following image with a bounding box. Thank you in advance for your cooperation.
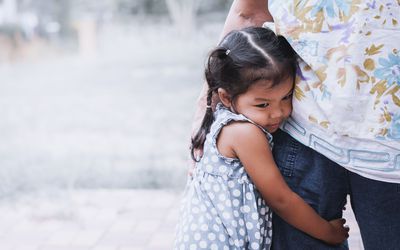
[269,0,400,182]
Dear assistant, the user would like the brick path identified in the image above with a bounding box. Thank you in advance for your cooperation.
[0,190,363,250]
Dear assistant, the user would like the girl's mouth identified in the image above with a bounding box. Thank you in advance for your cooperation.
[269,122,280,127]
[267,123,281,130]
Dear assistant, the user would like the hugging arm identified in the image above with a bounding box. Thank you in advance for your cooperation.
[223,122,349,245]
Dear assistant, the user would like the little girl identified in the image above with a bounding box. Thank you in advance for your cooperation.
[175,26,349,249]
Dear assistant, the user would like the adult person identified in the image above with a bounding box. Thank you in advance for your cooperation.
[192,0,400,249]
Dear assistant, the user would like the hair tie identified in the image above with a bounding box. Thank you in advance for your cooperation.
[206,105,212,109]
[225,49,231,56]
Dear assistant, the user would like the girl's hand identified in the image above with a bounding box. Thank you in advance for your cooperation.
[324,218,350,245]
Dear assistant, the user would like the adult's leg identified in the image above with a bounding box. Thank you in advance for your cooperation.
[271,129,349,250]
[349,172,400,250]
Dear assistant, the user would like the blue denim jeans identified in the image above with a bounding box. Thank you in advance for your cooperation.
[271,129,400,250]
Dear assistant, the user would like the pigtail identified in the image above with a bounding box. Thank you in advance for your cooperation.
[190,47,229,162]
[190,88,215,162]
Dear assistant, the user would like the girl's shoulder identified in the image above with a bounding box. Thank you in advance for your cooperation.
[212,103,273,143]
[210,103,273,158]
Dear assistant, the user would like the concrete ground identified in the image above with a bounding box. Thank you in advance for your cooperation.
[0,190,363,250]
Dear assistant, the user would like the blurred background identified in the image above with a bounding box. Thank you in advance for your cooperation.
[0,0,231,195]
[0,0,231,249]
[0,1,364,249]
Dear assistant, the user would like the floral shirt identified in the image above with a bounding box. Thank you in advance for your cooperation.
[269,0,400,183]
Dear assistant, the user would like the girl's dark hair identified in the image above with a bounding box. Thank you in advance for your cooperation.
[191,26,298,161]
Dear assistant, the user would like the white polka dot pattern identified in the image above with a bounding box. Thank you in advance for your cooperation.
[174,103,273,249]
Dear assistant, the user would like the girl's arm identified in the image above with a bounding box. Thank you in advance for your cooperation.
[191,0,272,134]
[217,122,349,245]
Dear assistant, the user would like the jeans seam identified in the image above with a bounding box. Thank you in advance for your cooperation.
[283,139,298,177]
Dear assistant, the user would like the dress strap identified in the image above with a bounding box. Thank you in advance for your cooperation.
[210,103,274,147]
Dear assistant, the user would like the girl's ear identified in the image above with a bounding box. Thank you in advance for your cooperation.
[218,88,232,108]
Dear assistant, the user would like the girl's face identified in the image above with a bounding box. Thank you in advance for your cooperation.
[232,77,294,133]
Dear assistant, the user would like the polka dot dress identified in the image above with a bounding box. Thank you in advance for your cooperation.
[175,103,273,250]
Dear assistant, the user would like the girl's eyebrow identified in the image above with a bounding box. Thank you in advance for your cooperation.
[254,97,268,101]
[254,88,294,101]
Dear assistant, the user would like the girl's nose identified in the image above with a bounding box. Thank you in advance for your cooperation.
[269,106,283,119]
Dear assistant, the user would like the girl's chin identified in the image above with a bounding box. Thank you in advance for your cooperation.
[266,125,280,133]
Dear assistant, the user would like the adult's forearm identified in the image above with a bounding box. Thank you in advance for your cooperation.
[221,0,273,38]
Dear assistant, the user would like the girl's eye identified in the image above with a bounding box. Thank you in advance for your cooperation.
[255,103,269,108]
[283,93,293,100]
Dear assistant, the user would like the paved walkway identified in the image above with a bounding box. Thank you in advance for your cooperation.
[0,190,363,250]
